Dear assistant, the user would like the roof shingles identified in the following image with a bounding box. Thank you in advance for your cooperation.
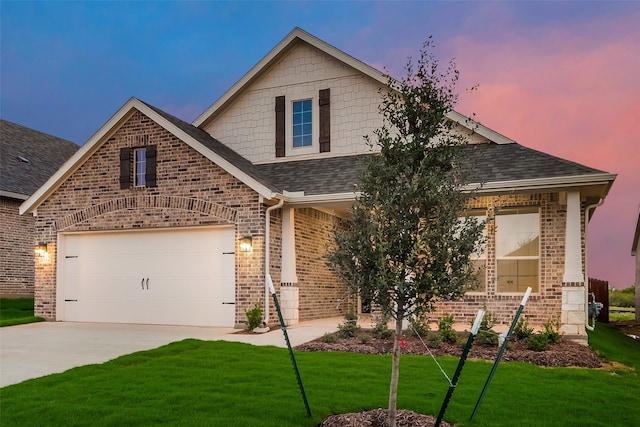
[1,120,79,197]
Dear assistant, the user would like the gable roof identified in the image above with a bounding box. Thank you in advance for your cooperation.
[20,98,282,215]
[192,27,515,145]
[1,119,79,200]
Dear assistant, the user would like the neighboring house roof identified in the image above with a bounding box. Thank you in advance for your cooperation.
[192,27,515,145]
[0,119,78,200]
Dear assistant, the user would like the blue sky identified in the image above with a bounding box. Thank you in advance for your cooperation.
[2,1,639,289]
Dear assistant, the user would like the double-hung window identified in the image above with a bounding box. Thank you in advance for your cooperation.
[292,99,313,148]
[134,147,147,187]
[496,207,540,293]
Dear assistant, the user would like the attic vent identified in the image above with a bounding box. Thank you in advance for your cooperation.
[17,156,30,163]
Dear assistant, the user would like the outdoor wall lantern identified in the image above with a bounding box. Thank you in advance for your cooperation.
[35,242,50,263]
[35,242,48,257]
[239,236,253,252]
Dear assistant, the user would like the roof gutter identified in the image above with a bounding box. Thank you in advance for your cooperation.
[464,173,617,195]
[584,198,604,331]
[264,198,284,326]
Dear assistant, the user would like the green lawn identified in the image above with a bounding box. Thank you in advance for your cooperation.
[1,323,638,426]
[0,298,44,327]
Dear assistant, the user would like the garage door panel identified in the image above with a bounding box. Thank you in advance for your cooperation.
[60,227,236,327]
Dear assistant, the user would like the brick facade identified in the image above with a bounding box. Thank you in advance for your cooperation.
[294,208,344,320]
[1,197,35,297]
[32,110,268,326]
[429,192,578,332]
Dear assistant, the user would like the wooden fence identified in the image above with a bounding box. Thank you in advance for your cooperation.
[588,278,609,323]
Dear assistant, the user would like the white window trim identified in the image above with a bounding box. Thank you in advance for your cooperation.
[134,147,146,188]
[495,208,540,294]
[464,214,487,294]
[286,90,318,156]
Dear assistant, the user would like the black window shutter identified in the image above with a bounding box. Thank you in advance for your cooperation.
[319,88,330,153]
[145,145,157,188]
[275,96,286,157]
[119,147,131,189]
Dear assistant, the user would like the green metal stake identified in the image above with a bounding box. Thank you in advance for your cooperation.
[469,287,532,422]
[434,309,485,427]
[267,274,312,418]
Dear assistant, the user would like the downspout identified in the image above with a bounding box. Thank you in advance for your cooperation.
[264,198,284,326]
[584,198,604,331]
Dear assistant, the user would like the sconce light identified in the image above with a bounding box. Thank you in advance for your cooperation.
[239,236,253,252]
[35,242,48,257]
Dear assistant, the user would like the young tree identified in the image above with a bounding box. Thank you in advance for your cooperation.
[328,39,485,426]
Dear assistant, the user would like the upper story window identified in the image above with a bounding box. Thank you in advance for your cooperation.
[134,148,147,187]
[292,99,313,148]
[275,89,330,158]
[496,207,539,293]
[119,144,157,189]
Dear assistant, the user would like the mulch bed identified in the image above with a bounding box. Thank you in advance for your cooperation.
[295,330,603,368]
[319,409,454,427]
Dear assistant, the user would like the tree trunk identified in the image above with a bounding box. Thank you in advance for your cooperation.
[387,315,404,427]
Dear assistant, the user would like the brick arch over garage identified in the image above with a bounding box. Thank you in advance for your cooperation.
[55,196,238,231]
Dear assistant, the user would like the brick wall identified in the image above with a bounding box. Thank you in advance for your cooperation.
[33,110,267,325]
[295,208,345,320]
[0,197,35,296]
[430,193,569,330]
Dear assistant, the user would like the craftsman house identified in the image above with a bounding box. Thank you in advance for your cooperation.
[20,28,615,338]
[1,120,78,297]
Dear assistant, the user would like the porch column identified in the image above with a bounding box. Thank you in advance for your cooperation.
[563,191,584,283]
[561,190,586,339]
[280,207,299,325]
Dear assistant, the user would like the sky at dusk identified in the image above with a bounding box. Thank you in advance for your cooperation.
[2,1,638,289]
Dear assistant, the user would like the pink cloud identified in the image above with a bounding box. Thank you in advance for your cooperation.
[447,9,640,289]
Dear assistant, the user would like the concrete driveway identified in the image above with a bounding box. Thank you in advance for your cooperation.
[0,319,340,387]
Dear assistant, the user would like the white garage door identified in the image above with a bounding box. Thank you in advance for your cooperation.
[59,227,236,327]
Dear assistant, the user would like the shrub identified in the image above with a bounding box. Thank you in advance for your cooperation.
[358,333,371,344]
[544,316,562,344]
[372,321,394,339]
[409,316,430,337]
[322,332,338,343]
[438,314,457,343]
[245,301,262,330]
[526,332,549,351]
[514,316,534,341]
[337,321,360,338]
[478,308,498,345]
[427,332,442,348]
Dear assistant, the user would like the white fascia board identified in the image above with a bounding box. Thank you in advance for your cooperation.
[1,190,30,201]
[446,110,516,145]
[19,98,140,215]
[192,27,388,128]
[466,173,617,195]
[285,192,357,206]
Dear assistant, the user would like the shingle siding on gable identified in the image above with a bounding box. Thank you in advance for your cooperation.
[202,42,383,162]
[32,111,267,325]
[0,197,35,296]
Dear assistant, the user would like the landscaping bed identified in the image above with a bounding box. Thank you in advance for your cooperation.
[296,329,603,368]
